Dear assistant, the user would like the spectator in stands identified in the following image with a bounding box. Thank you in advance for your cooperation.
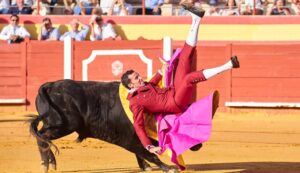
[218,0,240,15]
[9,0,34,14]
[38,17,61,41]
[0,14,30,44]
[73,0,99,15]
[32,0,57,15]
[60,19,89,41]
[267,0,291,15]
[46,0,58,12]
[207,6,220,16]
[208,0,218,6]
[107,0,133,16]
[100,0,114,15]
[242,0,264,15]
[32,0,50,15]
[63,0,77,14]
[89,15,121,41]
[290,0,300,14]
[136,0,163,15]
[0,0,10,14]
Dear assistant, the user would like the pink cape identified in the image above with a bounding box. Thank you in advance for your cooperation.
[157,48,214,170]
[156,94,213,170]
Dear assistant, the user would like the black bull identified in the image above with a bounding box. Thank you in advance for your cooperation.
[30,79,181,173]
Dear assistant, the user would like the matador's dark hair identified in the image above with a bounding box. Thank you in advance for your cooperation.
[121,69,135,89]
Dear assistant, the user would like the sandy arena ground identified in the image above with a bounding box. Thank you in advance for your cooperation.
[0,111,300,173]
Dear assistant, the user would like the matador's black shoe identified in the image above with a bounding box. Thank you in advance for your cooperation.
[231,55,240,68]
[190,143,203,151]
[181,2,205,18]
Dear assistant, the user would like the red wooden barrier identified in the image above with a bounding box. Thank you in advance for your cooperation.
[0,40,300,112]
[231,43,300,102]
[26,40,64,107]
[0,41,26,100]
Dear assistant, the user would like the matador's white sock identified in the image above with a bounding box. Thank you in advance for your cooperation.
[203,60,233,80]
[186,12,201,47]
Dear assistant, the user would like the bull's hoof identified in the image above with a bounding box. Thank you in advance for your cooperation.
[142,162,152,171]
[164,168,179,173]
[49,163,57,170]
[75,137,83,143]
[40,164,48,173]
[143,166,152,171]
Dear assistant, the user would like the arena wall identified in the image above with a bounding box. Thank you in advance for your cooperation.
[1,39,300,112]
[0,15,300,112]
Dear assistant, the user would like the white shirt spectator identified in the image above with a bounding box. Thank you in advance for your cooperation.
[291,0,300,15]
[0,0,10,9]
[90,23,117,41]
[100,0,114,14]
[0,25,30,41]
[244,0,263,10]
[218,8,240,15]
[59,25,89,41]
[145,0,163,9]
[11,0,34,6]
[79,0,92,4]
[111,2,133,15]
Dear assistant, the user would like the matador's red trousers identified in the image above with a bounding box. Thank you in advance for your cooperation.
[173,43,206,110]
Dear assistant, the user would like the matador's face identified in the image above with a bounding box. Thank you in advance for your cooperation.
[128,71,145,89]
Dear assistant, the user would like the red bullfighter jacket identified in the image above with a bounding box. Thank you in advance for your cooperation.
[127,72,182,148]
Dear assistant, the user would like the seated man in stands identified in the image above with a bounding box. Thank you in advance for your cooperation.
[242,0,264,15]
[218,0,240,16]
[0,0,10,14]
[73,0,99,15]
[136,0,163,15]
[107,0,133,16]
[291,0,300,14]
[0,14,30,44]
[60,19,89,41]
[63,0,77,14]
[9,0,33,14]
[38,17,61,41]
[100,0,114,15]
[89,15,121,41]
[267,0,291,15]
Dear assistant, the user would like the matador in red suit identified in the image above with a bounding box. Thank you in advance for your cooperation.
[121,3,240,154]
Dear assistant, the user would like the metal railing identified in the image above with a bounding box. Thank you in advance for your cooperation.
[5,0,298,16]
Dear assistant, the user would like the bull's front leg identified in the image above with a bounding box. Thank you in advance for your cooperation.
[137,149,178,173]
[136,155,152,171]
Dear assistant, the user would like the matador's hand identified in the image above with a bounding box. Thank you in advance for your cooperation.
[147,145,162,154]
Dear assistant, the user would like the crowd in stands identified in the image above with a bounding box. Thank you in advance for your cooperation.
[0,0,299,15]
[0,14,120,43]
[0,0,299,44]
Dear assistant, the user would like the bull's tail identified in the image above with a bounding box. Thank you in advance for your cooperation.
[29,84,60,155]
[29,116,47,146]
[29,116,59,155]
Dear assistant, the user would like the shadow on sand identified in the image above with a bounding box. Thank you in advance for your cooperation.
[187,162,300,173]
[61,166,151,173]
[61,162,300,173]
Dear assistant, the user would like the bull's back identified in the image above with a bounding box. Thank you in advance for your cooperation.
[37,79,121,115]
[36,79,137,146]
